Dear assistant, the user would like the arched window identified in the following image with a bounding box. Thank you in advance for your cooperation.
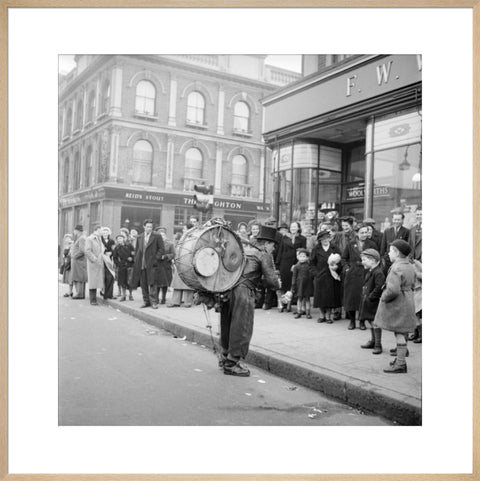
[132,140,153,185]
[87,90,96,123]
[135,80,156,116]
[73,152,81,190]
[75,100,83,130]
[101,80,110,114]
[63,157,70,193]
[232,155,248,184]
[85,146,93,187]
[185,147,203,180]
[186,91,205,125]
[65,107,72,136]
[233,101,250,132]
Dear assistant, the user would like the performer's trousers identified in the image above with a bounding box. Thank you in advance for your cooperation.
[140,269,158,305]
[220,284,255,360]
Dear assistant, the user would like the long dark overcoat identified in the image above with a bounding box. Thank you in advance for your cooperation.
[113,243,135,288]
[342,238,378,311]
[132,233,165,288]
[155,239,175,287]
[275,234,306,291]
[70,234,88,282]
[373,258,417,333]
[358,264,385,321]
[310,243,342,309]
[291,262,313,298]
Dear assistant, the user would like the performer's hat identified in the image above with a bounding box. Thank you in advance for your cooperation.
[256,225,278,243]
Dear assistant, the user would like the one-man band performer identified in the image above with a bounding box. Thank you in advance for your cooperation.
[220,225,281,377]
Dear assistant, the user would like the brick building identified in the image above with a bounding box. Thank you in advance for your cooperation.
[58,54,300,239]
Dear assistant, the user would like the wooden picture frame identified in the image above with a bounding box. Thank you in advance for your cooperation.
[1,1,478,479]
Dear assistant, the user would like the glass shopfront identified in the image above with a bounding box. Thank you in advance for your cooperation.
[271,108,422,233]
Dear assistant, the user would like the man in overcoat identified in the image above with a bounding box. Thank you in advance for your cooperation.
[71,224,87,299]
[220,225,281,377]
[154,226,175,304]
[408,209,422,262]
[85,223,105,305]
[380,212,410,271]
[132,219,165,309]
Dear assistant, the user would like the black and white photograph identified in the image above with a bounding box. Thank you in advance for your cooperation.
[58,53,422,427]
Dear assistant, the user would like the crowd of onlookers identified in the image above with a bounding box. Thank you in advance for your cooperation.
[60,208,422,347]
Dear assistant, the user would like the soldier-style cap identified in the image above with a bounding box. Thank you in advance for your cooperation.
[256,225,278,243]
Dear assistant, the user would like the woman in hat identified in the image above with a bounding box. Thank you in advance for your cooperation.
[374,239,416,373]
[275,221,306,312]
[112,233,135,301]
[342,224,379,330]
[61,233,74,297]
[310,230,342,323]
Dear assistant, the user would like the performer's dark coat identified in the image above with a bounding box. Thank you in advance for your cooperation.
[220,243,280,359]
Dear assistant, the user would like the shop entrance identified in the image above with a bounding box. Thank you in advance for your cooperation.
[121,205,161,233]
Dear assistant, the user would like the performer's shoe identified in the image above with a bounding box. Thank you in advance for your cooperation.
[223,360,250,377]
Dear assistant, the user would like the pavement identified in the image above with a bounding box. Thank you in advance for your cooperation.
[97,290,422,426]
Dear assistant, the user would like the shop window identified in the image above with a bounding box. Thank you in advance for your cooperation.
[184,147,203,190]
[132,140,153,185]
[186,91,205,125]
[75,100,83,131]
[174,207,207,232]
[233,101,250,133]
[345,145,366,182]
[63,157,70,193]
[87,90,96,123]
[121,205,161,234]
[73,152,81,191]
[85,146,93,187]
[135,80,156,116]
[373,143,421,230]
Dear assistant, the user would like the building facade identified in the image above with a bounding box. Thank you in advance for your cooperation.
[58,54,300,239]
[262,54,422,235]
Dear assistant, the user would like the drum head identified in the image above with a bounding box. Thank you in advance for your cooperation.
[222,239,244,272]
[193,247,220,277]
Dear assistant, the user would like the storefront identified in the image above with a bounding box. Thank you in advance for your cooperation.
[59,185,270,239]
[262,54,422,233]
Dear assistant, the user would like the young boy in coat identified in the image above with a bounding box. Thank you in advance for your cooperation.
[292,248,313,319]
[358,248,385,354]
[373,239,416,373]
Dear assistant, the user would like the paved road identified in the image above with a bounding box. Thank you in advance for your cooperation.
[59,289,393,426]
